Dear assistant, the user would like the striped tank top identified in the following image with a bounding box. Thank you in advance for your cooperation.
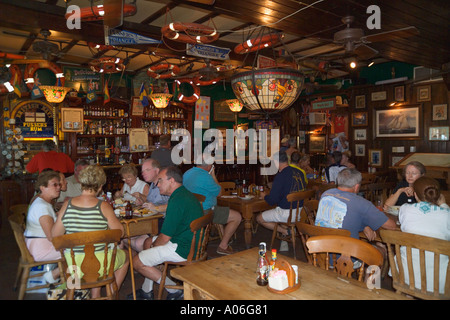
[62,199,108,252]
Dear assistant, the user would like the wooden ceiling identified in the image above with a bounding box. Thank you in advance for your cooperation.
[0,0,449,80]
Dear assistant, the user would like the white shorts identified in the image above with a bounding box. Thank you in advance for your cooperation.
[138,236,185,267]
[261,207,301,223]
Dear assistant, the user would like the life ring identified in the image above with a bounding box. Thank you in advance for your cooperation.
[65,4,137,21]
[24,62,65,91]
[0,52,26,60]
[234,33,283,54]
[88,42,116,51]
[0,64,22,95]
[176,79,200,104]
[147,64,180,79]
[161,22,219,44]
[193,76,221,86]
[89,57,125,73]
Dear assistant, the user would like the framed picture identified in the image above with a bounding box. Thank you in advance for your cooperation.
[432,104,448,121]
[131,97,144,116]
[417,85,431,102]
[355,95,366,109]
[351,112,368,127]
[309,135,326,153]
[354,128,367,140]
[369,149,383,167]
[355,144,365,157]
[371,91,387,101]
[394,85,405,102]
[214,99,235,122]
[429,126,449,141]
[375,105,421,139]
[129,128,150,152]
[60,107,83,132]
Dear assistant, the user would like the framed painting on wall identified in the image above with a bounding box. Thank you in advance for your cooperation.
[417,85,431,102]
[369,149,383,167]
[309,135,326,153]
[394,85,405,102]
[432,104,447,121]
[351,112,368,127]
[355,95,365,109]
[375,105,421,139]
[214,99,235,122]
[355,144,365,157]
[429,126,449,141]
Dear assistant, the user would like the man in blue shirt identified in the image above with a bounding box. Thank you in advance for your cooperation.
[256,151,307,237]
[315,168,397,240]
[183,162,242,255]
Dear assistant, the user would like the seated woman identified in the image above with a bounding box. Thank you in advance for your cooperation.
[52,165,129,299]
[398,176,450,293]
[341,151,355,169]
[385,161,426,207]
[24,170,62,284]
[298,153,315,179]
[114,163,149,202]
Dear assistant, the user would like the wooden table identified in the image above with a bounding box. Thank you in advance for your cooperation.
[171,248,409,300]
[217,196,274,248]
[121,213,163,300]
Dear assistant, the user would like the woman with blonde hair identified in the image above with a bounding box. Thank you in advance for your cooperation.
[385,161,426,207]
[341,150,355,168]
[115,163,149,202]
[52,165,129,299]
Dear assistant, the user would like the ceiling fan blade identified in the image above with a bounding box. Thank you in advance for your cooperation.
[362,26,419,43]
[104,0,124,29]
[354,44,378,60]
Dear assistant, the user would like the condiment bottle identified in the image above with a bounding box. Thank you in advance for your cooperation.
[125,201,133,219]
[270,249,277,271]
[242,179,248,195]
[256,243,269,286]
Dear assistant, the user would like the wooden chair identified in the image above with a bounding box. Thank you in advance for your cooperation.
[380,229,450,300]
[306,235,383,282]
[193,192,223,241]
[359,182,397,205]
[303,199,319,225]
[270,189,316,259]
[157,212,213,300]
[361,172,377,185]
[296,222,351,265]
[219,181,236,195]
[52,229,122,300]
[8,209,64,300]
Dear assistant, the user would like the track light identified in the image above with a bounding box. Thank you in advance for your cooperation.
[349,61,357,69]
[368,61,374,67]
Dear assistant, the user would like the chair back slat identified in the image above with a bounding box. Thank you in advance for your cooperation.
[302,199,319,225]
[187,212,213,262]
[306,235,383,282]
[8,210,36,263]
[380,229,450,300]
[52,229,121,289]
[286,189,316,223]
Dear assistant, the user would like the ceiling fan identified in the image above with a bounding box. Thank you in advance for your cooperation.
[303,16,419,63]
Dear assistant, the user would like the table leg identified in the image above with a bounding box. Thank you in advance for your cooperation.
[123,219,138,300]
[242,208,253,249]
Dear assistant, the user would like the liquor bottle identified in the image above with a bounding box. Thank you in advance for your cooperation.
[125,201,133,219]
[242,179,248,195]
[256,242,269,286]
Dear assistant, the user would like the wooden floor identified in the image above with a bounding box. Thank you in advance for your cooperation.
[0,211,395,300]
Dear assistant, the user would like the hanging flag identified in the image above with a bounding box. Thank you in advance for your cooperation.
[13,72,21,98]
[86,81,97,104]
[57,77,62,87]
[139,83,149,107]
[103,81,110,104]
[31,83,44,99]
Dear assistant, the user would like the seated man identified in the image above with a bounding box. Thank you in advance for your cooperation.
[56,159,89,210]
[256,151,308,239]
[315,168,397,240]
[183,162,242,255]
[131,166,203,300]
[150,134,174,168]
[325,151,347,184]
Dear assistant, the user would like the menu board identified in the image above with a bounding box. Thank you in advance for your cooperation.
[129,128,149,152]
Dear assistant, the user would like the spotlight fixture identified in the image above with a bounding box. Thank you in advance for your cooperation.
[349,61,357,69]
[368,61,375,67]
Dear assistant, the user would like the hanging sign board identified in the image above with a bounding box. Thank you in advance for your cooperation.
[11,100,54,139]
[257,55,277,69]
[105,27,162,46]
[311,98,336,111]
[186,44,231,60]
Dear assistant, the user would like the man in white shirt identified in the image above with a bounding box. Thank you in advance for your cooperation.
[56,159,89,209]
